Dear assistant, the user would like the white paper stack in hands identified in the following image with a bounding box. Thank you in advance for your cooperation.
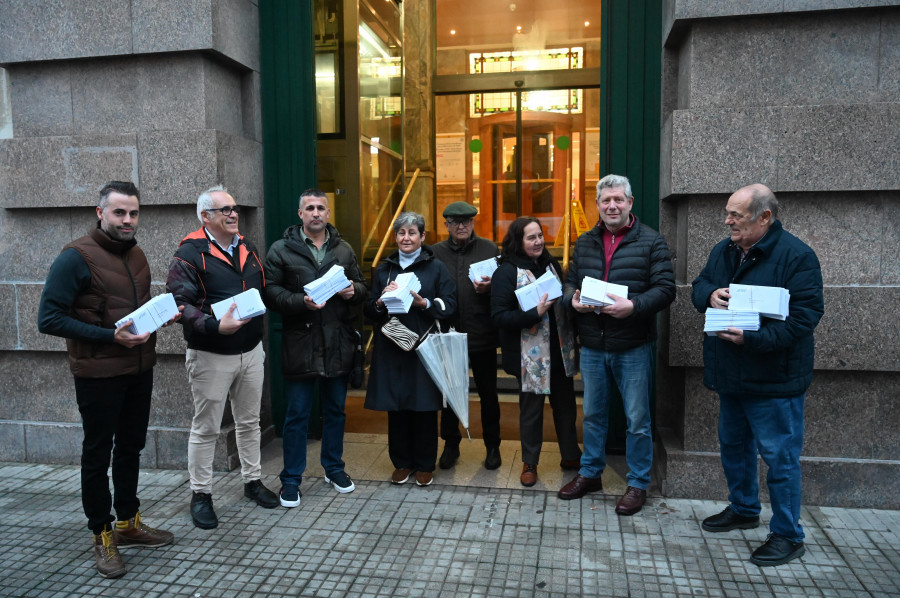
[382,272,422,314]
[468,257,498,283]
[115,293,179,335]
[580,276,629,312]
[704,310,761,335]
[211,288,267,320]
[515,268,562,311]
[303,264,351,304]
[728,284,789,320]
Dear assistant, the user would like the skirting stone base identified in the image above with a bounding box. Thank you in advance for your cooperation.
[658,430,900,510]
[0,420,276,473]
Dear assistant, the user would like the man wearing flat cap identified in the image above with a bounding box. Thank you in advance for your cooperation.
[431,202,502,470]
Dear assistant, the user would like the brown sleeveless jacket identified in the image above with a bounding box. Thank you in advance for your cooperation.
[63,227,157,377]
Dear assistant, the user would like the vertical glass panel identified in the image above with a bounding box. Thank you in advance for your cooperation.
[359,0,402,256]
[313,0,342,136]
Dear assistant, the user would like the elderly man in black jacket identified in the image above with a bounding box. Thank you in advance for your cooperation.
[560,174,675,516]
[264,189,368,508]
[692,184,823,567]
[432,202,502,471]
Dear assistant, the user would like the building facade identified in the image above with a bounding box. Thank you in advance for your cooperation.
[0,0,897,507]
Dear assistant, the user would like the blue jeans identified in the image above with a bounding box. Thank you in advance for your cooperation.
[579,344,654,489]
[718,392,805,542]
[280,376,348,488]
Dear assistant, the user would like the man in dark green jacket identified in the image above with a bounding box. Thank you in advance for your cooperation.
[432,202,502,471]
[692,183,824,567]
[264,189,367,507]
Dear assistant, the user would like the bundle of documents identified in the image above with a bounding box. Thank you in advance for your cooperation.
[468,256,498,283]
[211,288,267,320]
[704,310,760,335]
[303,264,351,304]
[515,268,562,312]
[728,284,790,320]
[579,276,629,307]
[115,293,179,335]
[382,272,422,314]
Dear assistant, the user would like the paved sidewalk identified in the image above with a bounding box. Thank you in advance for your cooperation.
[1,460,899,597]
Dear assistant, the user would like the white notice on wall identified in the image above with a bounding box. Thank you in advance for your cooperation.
[436,134,466,183]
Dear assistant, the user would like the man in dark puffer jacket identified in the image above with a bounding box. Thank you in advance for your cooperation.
[560,174,675,517]
[692,184,823,568]
[264,189,367,507]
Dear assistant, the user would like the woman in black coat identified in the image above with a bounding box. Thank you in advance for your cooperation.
[364,212,457,487]
[491,217,582,487]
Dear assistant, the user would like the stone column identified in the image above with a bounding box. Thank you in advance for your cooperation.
[402,0,437,236]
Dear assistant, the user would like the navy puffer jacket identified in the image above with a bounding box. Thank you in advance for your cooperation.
[691,220,824,398]
[562,217,675,352]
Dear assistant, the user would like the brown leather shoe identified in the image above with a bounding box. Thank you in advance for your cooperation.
[115,512,174,548]
[559,459,581,471]
[520,463,538,487]
[93,527,126,579]
[558,474,603,500]
[615,486,647,516]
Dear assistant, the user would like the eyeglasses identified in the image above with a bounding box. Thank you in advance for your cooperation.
[446,218,473,228]
[207,205,241,216]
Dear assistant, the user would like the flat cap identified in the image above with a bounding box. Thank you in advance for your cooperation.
[443,201,478,218]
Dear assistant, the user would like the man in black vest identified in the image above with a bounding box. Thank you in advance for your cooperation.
[38,181,176,579]
[431,202,502,470]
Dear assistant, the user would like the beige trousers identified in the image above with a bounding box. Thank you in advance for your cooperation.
[185,342,265,493]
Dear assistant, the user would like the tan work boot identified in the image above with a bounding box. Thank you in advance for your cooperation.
[93,526,126,578]
[114,511,175,548]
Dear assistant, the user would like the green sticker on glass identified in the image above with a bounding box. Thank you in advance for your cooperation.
[556,135,571,150]
[469,139,483,153]
[390,140,402,154]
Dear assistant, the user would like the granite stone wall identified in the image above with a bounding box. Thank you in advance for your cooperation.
[658,1,900,508]
[0,0,272,473]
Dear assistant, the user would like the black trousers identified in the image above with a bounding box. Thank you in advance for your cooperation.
[440,347,501,449]
[518,345,581,466]
[74,369,153,534]
[388,410,438,472]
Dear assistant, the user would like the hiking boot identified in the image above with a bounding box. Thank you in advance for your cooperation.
[190,492,218,529]
[93,526,126,579]
[114,512,174,548]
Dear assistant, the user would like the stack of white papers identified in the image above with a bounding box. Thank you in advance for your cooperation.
[468,257,498,283]
[303,264,351,304]
[515,269,562,312]
[704,310,760,335]
[728,284,790,320]
[211,288,267,320]
[382,272,422,314]
[579,276,629,308]
[115,293,179,335]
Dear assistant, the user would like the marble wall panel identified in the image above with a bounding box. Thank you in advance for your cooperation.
[815,286,900,372]
[681,368,718,451]
[779,103,900,192]
[667,286,705,369]
[212,0,261,72]
[16,284,65,352]
[137,129,219,205]
[154,428,189,470]
[669,108,781,196]
[0,351,77,421]
[203,60,244,137]
[6,62,73,137]
[0,135,138,208]
[0,208,88,282]
[880,10,900,101]
[0,0,132,64]
[134,205,208,283]
[150,355,194,429]
[241,71,262,142]
[215,131,264,208]
[0,423,26,461]
[132,0,214,56]
[0,284,17,350]
[25,423,82,465]
[689,13,885,109]
[884,198,900,284]
[672,0,783,20]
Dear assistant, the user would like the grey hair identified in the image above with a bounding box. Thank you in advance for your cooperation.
[748,186,779,221]
[596,174,632,201]
[393,211,425,235]
[197,185,228,222]
[298,188,329,209]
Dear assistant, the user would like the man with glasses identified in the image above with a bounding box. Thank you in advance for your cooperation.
[431,202,502,470]
[692,183,823,567]
[167,185,278,530]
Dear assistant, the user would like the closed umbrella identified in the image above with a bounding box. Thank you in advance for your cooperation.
[416,329,470,437]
